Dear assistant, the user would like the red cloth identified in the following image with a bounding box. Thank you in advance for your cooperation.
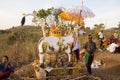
[0,66,15,79]
[1,70,11,78]
[110,36,115,43]
[118,40,120,45]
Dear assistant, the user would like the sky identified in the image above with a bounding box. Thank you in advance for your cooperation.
[0,0,120,29]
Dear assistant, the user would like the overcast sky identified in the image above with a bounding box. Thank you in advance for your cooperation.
[0,0,120,29]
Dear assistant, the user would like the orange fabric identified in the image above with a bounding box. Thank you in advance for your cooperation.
[51,24,56,31]
[60,12,84,23]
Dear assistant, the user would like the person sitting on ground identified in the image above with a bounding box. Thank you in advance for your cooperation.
[106,41,119,53]
[109,35,115,44]
[102,38,109,49]
[115,45,120,53]
[117,38,120,45]
[113,30,119,42]
[115,40,120,53]
[0,56,15,79]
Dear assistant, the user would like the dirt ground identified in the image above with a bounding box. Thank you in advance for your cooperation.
[11,51,120,80]
[93,51,120,80]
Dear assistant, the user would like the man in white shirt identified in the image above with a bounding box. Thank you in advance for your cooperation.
[98,30,104,49]
[98,30,104,39]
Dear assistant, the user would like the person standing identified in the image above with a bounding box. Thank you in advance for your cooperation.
[98,30,104,50]
[84,35,96,75]
[113,30,119,42]
[72,36,80,62]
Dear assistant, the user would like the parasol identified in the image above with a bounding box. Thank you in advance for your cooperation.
[66,1,95,19]
[60,12,84,23]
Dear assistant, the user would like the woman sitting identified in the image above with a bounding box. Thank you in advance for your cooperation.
[102,38,109,49]
[0,56,15,79]
[107,41,119,53]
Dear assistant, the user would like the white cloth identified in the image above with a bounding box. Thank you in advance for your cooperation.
[73,39,80,51]
[107,43,119,52]
[44,67,53,72]
[73,43,80,51]
[91,60,102,68]
[98,32,103,39]
[91,63,99,68]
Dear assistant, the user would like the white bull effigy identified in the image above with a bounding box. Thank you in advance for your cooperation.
[38,26,75,68]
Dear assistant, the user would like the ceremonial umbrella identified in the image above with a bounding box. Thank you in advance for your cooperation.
[60,12,84,23]
[66,2,95,21]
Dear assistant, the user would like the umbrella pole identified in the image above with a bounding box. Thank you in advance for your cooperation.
[70,15,73,25]
[79,10,82,26]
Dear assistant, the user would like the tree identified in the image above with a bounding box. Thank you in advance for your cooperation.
[36,7,54,18]
[32,7,64,25]
[93,23,105,37]
[93,23,105,31]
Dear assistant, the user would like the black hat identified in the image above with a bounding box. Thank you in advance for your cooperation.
[88,34,92,39]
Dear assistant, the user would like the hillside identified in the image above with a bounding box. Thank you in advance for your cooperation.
[0,26,43,67]
[0,25,120,80]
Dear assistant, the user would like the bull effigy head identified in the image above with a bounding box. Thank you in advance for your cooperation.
[21,16,25,26]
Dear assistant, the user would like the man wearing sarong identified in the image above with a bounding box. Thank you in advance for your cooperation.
[84,35,96,75]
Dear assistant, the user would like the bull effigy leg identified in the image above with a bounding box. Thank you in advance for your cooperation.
[68,53,71,62]
[39,53,45,67]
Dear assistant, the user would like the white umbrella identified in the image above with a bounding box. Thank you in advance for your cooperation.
[66,2,95,18]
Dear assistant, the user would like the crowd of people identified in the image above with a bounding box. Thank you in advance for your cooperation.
[98,30,120,53]
[72,29,120,75]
